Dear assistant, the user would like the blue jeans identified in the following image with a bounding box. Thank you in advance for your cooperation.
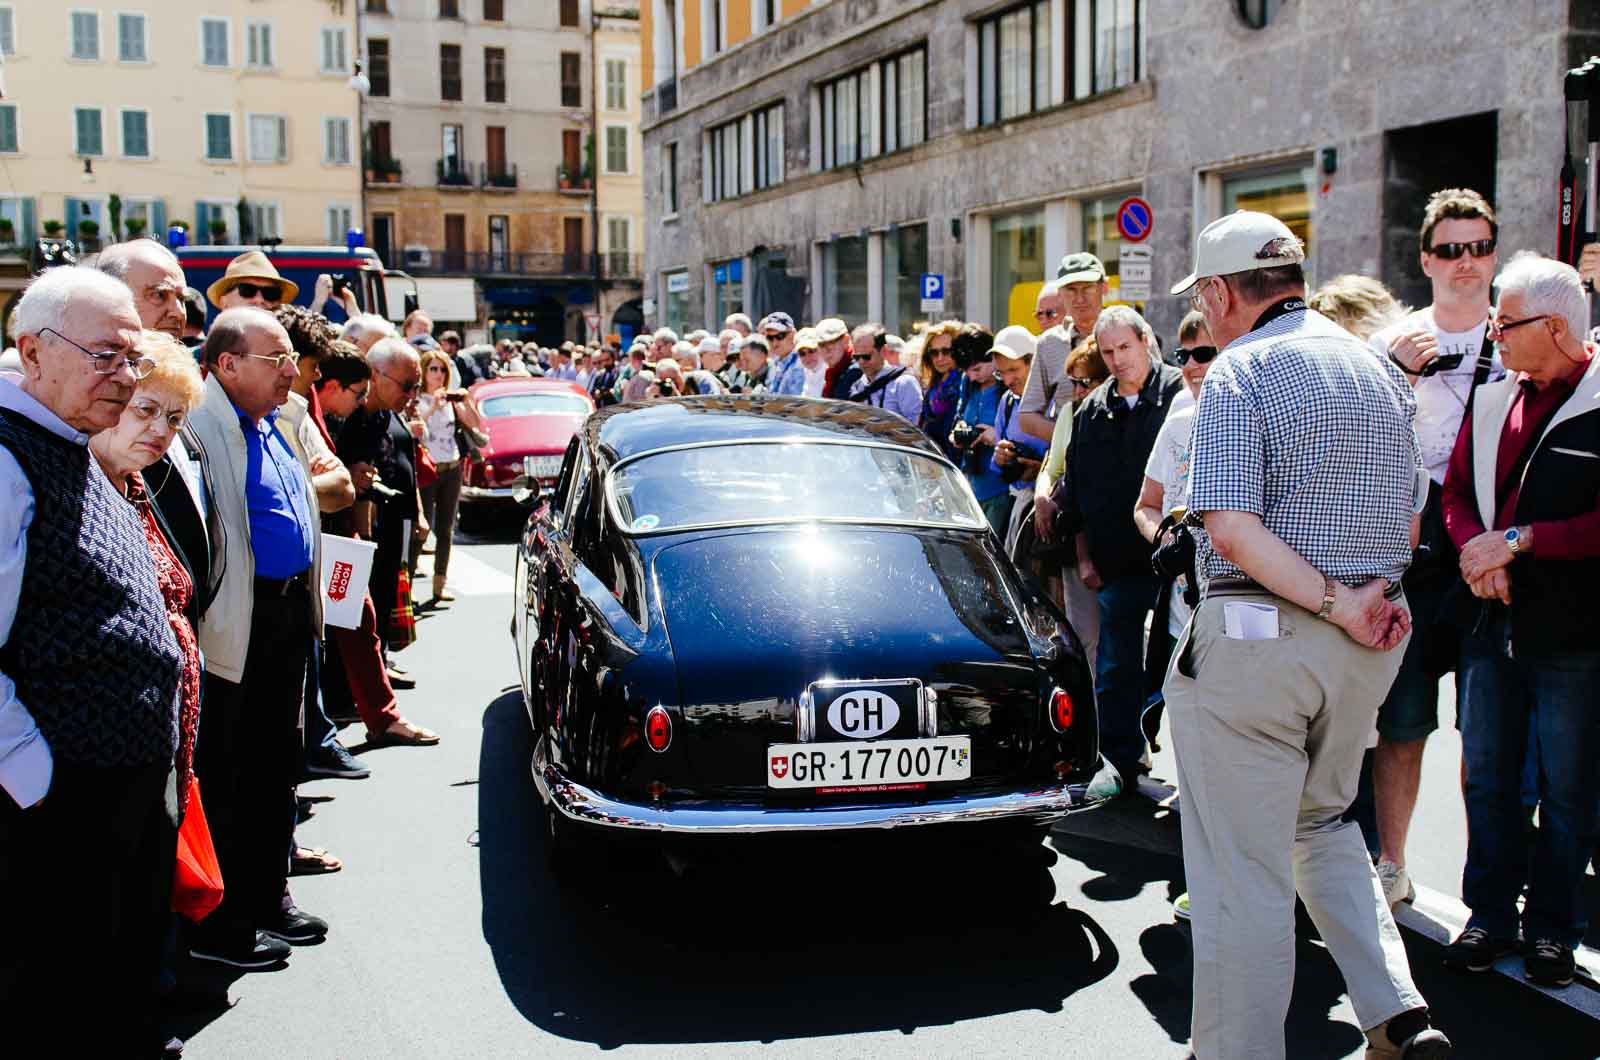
[1459,615,1600,946]
[303,638,341,756]
[1095,573,1161,777]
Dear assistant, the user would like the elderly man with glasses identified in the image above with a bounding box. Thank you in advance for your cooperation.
[184,306,328,969]
[0,267,187,1054]
[1018,254,1110,444]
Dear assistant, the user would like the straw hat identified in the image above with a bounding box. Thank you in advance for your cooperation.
[205,249,300,309]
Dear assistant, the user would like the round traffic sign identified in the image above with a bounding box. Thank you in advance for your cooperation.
[1116,197,1154,243]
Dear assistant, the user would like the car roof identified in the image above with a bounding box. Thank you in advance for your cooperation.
[587,395,941,464]
[469,377,592,401]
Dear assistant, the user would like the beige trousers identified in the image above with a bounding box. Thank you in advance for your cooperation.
[1061,562,1100,675]
[1163,590,1424,1060]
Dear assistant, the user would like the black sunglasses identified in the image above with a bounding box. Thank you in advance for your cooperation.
[1068,375,1106,390]
[852,352,874,362]
[1425,239,1496,261]
[1174,345,1218,366]
[234,281,284,301]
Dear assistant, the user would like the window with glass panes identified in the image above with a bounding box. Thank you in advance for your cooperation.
[706,119,742,202]
[885,223,929,335]
[560,52,581,106]
[820,67,869,169]
[990,207,1046,330]
[1222,164,1313,268]
[977,2,1050,126]
[327,204,354,243]
[822,236,869,321]
[248,115,288,162]
[607,217,630,275]
[441,44,461,100]
[201,18,228,67]
[664,142,679,214]
[324,117,352,164]
[605,126,628,173]
[1081,194,1125,295]
[71,11,100,60]
[246,21,274,68]
[248,203,281,241]
[881,47,927,154]
[0,8,14,58]
[74,107,103,156]
[118,14,146,62]
[753,103,783,190]
[0,105,16,153]
[321,27,349,72]
[1067,0,1141,100]
[204,114,232,160]
[485,46,506,102]
[122,110,150,158]
[367,39,389,95]
[484,0,504,20]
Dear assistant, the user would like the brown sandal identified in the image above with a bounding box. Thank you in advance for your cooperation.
[290,847,343,875]
[368,718,440,746]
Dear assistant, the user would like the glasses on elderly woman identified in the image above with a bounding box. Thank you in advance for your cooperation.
[127,397,187,433]
[41,327,155,379]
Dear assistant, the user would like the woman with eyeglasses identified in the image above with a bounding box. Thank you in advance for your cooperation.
[410,348,483,603]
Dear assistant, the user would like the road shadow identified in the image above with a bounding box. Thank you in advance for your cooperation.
[476,693,1118,1048]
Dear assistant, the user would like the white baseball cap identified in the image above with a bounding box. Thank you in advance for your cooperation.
[696,335,721,355]
[1169,211,1306,297]
[989,325,1037,361]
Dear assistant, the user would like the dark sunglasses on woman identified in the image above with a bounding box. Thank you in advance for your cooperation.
[1174,345,1218,366]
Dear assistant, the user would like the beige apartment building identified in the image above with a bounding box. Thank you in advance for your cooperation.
[359,0,644,345]
[0,0,362,258]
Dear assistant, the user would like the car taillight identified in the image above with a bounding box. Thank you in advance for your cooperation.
[1048,688,1074,733]
[644,705,673,752]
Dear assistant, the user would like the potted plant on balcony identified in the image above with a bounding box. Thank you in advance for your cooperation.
[0,218,13,246]
[208,217,229,244]
[43,219,65,238]
[124,217,148,238]
[77,219,101,251]
[558,163,573,190]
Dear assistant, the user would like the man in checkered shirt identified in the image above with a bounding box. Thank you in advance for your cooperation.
[1165,212,1449,1060]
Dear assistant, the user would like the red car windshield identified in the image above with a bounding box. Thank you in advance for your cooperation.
[479,392,591,419]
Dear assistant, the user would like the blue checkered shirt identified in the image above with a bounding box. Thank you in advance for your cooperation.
[1188,307,1423,586]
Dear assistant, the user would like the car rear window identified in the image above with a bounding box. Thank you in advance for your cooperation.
[479,393,591,419]
[609,442,986,533]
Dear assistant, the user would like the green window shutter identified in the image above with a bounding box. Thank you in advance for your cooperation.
[196,201,210,237]
[20,197,36,243]
[63,198,83,237]
[150,200,166,239]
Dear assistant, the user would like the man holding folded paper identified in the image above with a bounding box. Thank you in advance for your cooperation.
[1166,211,1449,1059]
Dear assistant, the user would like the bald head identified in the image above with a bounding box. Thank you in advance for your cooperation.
[203,307,296,421]
[365,337,421,413]
[97,240,187,338]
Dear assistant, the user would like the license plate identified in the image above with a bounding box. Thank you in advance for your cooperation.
[766,737,971,791]
[524,454,563,479]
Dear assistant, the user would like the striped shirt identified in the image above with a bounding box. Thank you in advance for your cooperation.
[1188,305,1425,585]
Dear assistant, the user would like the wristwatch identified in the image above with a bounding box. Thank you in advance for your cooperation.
[1504,527,1522,556]
[1316,575,1336,621]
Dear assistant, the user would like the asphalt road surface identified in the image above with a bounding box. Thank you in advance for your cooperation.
[175,522,1600,1059]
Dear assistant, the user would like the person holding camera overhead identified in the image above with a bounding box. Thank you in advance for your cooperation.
[944,323,1008,535]
[412,348,483,605]
[1363,188,1503,912]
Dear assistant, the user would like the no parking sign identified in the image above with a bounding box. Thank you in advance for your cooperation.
[1116,197,1154,243]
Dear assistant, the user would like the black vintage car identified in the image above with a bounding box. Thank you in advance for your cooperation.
[512,395,1113,865]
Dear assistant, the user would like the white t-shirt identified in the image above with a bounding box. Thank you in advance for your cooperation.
[1368,307,1500,485]
[416,393,460,465]
[801,360,828,397]
[1144,401,1198,638]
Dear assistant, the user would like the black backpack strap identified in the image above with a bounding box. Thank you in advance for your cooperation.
[1463,323,1494,416]
[853,366,906,405]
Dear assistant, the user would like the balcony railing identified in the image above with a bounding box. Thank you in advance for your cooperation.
[557,166,593,193]
[408,249,598,277]
[604,253,642,281]
[481,162,518,189]
[437,158,473,188]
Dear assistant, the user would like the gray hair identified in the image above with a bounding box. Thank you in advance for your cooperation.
[1496,252,1589,342]
[1093,305,1154,345]
[1038,280,1065,300]
[14,265,137,339]
[94,238,180,281]
[366,336,418,371]
[724,313,752,330]
[341,313,396,347]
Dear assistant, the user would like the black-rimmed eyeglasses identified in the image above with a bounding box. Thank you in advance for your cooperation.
[40,327,154,379]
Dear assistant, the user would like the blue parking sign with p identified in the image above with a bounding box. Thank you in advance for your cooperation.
[921,274,944,300]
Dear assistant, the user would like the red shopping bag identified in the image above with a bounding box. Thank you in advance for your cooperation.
[172,775,224,923]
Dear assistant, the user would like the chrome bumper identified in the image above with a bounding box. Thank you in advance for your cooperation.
[532,738,1111,835]
[459,484,518,501]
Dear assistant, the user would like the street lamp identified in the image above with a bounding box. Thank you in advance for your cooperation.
[347,59,370,97]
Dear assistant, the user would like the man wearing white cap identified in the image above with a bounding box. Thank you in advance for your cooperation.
[1166,211,1446,1059]
[987,325,1046,552]
[1018,253,1109,443]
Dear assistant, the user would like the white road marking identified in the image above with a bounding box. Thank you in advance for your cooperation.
[412,549,513,597]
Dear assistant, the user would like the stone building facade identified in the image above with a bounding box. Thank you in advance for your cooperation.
[641,0,1599,340]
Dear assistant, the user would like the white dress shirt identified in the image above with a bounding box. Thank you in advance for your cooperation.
[0,378,88,807]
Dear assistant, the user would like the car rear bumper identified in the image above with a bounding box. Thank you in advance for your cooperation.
[532,737,1112,834]
[460,484,518,501]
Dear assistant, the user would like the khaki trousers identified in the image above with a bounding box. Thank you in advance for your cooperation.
[1062,562,1101,675]
[1164,589,1424,1060]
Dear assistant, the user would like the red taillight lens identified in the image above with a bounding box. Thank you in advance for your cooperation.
[1049,688,1074,733]
[644,705,673,752]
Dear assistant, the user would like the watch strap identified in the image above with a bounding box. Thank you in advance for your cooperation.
[1317,576,1336,621]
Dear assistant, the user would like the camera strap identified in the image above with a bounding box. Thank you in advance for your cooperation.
[852,366,906,406]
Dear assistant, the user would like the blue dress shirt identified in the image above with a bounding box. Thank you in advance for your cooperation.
[235,402,316,579]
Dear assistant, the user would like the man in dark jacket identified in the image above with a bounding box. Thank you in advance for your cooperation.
[1440,254,1600,987]
[1061,305,1183,790]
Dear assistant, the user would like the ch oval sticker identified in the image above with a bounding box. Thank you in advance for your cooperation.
[826,690,901,740]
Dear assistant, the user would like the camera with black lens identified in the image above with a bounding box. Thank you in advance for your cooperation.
[951,420,982,450]
[331,275,350,296]
[655,377,678,397]
[999,457,1026,485]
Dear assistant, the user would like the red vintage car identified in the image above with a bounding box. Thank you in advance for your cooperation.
[459,377,594,518]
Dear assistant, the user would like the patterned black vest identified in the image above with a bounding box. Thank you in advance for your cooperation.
[0,407,181,767]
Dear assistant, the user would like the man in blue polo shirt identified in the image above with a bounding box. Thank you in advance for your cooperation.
[187,307,328,969]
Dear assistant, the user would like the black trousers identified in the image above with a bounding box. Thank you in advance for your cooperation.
[192,583,310,948]
[0,761,177,1051]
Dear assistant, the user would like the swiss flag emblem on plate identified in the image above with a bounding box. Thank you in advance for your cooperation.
[770,755,789,779]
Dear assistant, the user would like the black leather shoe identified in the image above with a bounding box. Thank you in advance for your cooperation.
[303,742,371,780]
[190,930,291,969]
[264,906,329,944]
[386,666,416,689]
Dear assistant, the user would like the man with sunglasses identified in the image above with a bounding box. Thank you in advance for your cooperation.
[1439,254,1600,987]
[206,250,299,313]
[848,323,922,423]
[0,267,188,1053]
[186,307,328,968]
[763,313,803,396]
[1365,188,1504,914]
[1019,254,1109,444]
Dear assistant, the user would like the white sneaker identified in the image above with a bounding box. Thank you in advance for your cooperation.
[1376,858,1415,909]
